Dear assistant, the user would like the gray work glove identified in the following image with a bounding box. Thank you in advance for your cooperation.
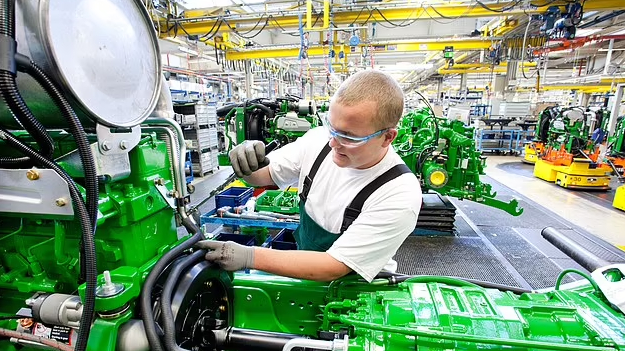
[195,240,255,271]
[229,140,269,178]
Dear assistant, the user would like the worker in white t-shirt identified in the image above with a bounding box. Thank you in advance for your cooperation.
[196,70,423,282]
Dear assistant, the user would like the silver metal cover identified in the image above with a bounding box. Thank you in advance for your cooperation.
[42,0,162,127]
[0,169,74,217]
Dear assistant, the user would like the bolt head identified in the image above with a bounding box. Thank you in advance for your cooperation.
[101,142,111,151]
[119,140,128,150]
[26,170,39,180]
[55,198,67,207]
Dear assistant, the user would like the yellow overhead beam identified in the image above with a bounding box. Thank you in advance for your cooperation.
[174,0,625,34]
[438,67,533,74]
[225,40,494,60]
[449,62,536,69]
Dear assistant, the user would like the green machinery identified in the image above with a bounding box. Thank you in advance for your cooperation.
[216,97,320,165]
[393,107,523,216]
[539,106,610,155]
[609,116,625,159]
[1,2,625,351]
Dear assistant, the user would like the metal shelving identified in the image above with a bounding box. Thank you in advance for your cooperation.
[174,102,220,176]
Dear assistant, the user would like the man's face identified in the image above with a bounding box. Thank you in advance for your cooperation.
[326,100,397,169]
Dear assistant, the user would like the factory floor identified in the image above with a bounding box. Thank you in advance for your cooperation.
[484,155,625,247]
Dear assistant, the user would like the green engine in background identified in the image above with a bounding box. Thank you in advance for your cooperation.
[393,107,523,216]
[218,97,320,166]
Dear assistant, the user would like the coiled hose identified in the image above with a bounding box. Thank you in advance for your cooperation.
[140,219,204,351]
[0,0,53,166]
[160,250,206,351]
[0,129,96,351]
[14,54,99,231]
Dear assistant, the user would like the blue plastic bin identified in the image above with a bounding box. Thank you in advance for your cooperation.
[271,229,298,250]
[214,233,256,246]
[215,187,254,209]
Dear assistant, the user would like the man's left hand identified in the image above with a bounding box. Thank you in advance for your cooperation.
[195,240,255,271]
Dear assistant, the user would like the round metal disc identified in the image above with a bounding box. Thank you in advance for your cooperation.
[44,0,162,127]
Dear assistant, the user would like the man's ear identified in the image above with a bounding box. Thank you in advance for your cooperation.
[382,129,398,147]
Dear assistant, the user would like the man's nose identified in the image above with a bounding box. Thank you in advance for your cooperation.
[329,135,341,149]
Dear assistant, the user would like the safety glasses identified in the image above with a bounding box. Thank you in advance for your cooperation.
[323,115,390,147]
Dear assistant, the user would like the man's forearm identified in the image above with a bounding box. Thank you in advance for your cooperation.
[253,247,352,281]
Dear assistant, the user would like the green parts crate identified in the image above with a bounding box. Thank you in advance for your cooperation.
[256,189,300,214]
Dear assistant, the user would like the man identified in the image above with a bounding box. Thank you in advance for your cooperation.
[198,70,422,282]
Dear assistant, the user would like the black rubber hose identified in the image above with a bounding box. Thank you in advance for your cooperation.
[0,0,54,165]
[161,250,206,351]
[374,272,532,294]
[0,128,96,351]
[217,103,243,117]
[140,219,203,351]
[15,53,99,230]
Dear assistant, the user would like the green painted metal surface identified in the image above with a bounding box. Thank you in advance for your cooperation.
[392,107,523,216]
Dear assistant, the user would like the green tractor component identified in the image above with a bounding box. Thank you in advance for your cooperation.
[609,116,625,157]
[217,97,320,166]
[393,108,523,216]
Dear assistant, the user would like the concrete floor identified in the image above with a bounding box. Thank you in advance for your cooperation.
[484,155,625,247]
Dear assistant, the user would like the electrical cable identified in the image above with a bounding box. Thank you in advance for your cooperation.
[475,0,522,13]
[14,54,99,235]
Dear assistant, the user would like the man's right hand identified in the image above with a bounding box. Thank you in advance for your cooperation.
[229,140,269,178]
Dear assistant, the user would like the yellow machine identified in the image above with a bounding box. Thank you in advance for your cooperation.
[523,142,543,164]
[615,185,625,211]
[534,158,612,190]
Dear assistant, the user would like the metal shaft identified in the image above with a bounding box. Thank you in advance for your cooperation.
[541,227,611,272]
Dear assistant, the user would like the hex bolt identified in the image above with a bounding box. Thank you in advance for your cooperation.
[154,178,165,186]
[219,305,226,312]
[119,140,129,150]
[101,141,111,151]
[55,198,67,207]
[167,191,176,197]
[26,169,39,181]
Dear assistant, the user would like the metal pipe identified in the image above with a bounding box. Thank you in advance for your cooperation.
[603,39,615,75]
[283,337,347,351]
[541,227,610,272]
[143,118,188,199]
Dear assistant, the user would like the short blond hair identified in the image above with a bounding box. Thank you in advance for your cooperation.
[332,70,404,129]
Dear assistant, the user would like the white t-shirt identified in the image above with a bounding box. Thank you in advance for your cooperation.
[268,127,423,282]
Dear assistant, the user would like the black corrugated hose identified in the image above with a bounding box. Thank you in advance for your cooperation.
[160,250,206,351]
[0,128,97,351]
[0,0,54,166]
[14,53,99,231]
[140,220,204,351]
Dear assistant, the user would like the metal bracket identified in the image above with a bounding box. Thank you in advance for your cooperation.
[153,177,176,209]
[0,169,74,217]
[96,124,141,155]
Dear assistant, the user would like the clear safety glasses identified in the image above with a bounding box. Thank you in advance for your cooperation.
[323,115,390,148]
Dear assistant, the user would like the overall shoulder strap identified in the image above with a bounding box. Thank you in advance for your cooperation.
[299,142,332,202]
[340,164,412,233]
